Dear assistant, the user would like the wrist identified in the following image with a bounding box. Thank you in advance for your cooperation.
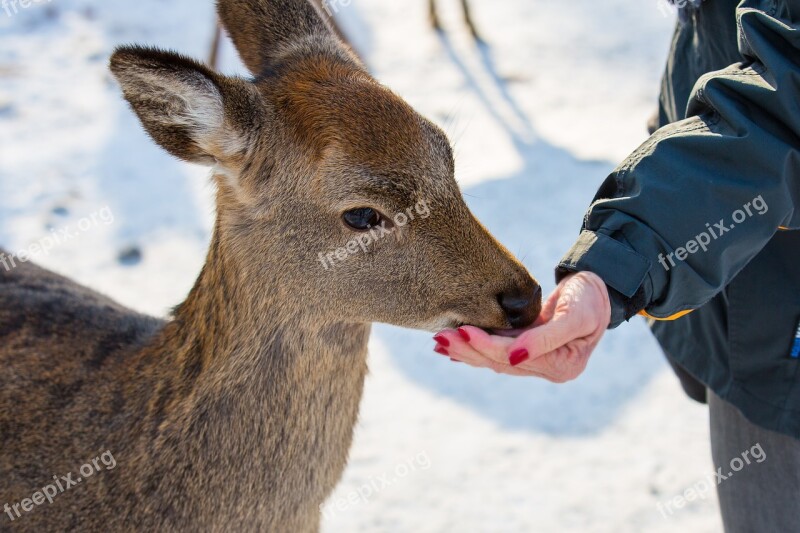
[560,270,613,328]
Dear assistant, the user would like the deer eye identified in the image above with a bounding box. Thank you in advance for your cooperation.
[342,208,383,231]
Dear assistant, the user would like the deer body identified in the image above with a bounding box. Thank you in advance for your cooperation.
[0,1,538,531]
[1,234,369,531]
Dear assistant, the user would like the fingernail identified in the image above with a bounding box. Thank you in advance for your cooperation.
[433,334,450,347]
[450,358,462,363]
[457,327,470,342]
[434,345,449,356]
[509,348,529,367]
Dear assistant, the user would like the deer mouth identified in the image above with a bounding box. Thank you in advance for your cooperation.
[452,322,526,337]
[491,327,533,337]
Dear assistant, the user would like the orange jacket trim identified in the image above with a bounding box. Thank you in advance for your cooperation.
[638,309,695,321]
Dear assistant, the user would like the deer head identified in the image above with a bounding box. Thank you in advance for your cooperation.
[109,0,541,332]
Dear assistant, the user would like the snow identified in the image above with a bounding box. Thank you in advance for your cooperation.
[0,1,722,531]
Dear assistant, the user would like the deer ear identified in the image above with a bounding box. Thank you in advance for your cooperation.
[110,46,261,168]
[217,0,347,76]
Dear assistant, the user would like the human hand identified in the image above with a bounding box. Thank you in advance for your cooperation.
[433,271,611,382]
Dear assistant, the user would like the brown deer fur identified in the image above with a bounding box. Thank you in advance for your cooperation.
[208,0,481,69]
[210,0,353,69]
[0,0,538,531]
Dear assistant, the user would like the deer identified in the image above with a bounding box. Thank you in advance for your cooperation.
[0,0,539,531]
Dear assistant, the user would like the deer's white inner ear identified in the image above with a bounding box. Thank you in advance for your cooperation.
[118,65,246,167]
[112,47,261,204]
[151,74,246,163]
[173,76,225,144]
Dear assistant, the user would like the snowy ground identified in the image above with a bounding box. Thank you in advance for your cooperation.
[0,1,724,531]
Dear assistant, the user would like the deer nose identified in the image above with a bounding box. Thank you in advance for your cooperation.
[497,285,542,329]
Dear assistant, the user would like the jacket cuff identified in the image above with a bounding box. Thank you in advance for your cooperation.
[555,230,653,328]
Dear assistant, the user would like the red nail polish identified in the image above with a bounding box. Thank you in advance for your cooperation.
[434,345,449,356]
[509,348,529,367]
[457,327,470,342]
[433,334,450,347]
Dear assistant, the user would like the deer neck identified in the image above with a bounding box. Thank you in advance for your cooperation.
[140,227,371,520]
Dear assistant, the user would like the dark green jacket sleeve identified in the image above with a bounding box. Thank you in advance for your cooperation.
[558,0,800,327]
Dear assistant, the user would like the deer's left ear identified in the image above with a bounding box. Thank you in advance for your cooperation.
[110,46,263,169]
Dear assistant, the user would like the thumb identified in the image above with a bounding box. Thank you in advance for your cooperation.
[534,286,560,326]
[508,307,588,358]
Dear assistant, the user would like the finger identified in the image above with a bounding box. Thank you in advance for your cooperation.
[433,329,461,351]
[513,334,600,382]
[457,326,515,364]
[433,330,538,375]
[433,329,494,367]
[455,349,549,377]
[436,330,571,378]
[535,287,559,325]
[482,361,546,377]
[436,326,589,379]
[508,310,593,360]
[515,344,578,380]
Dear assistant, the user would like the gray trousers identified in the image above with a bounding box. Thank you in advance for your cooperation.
[709,391,800,532]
